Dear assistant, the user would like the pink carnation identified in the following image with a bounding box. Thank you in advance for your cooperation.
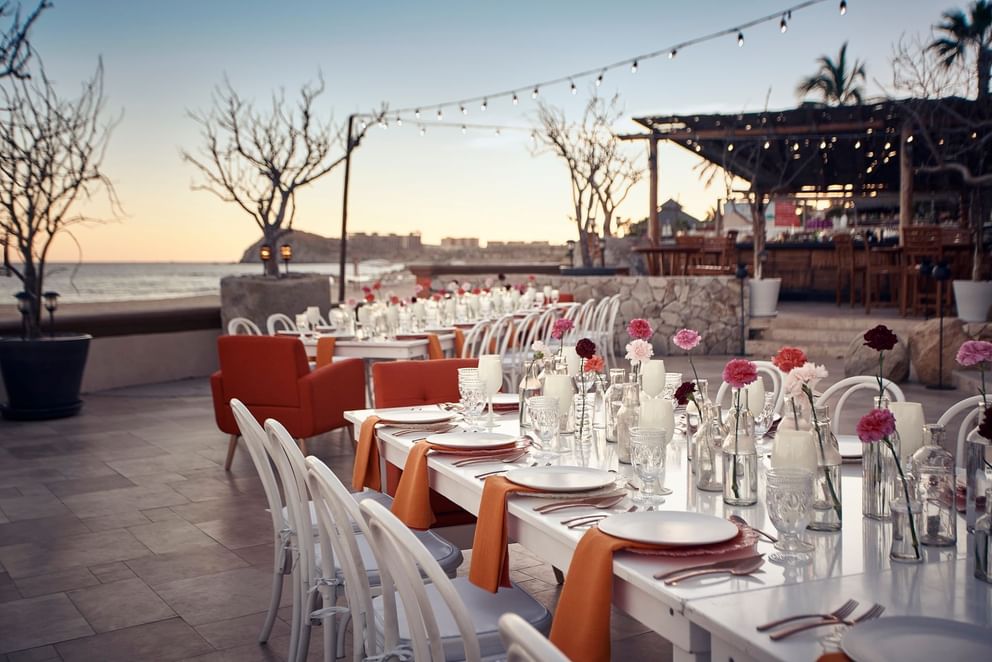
[625,339,654,364]
[956,340,992,367]
[856,408,896,443]
[627,318,654,340]
[722,358,758,389]
[784,362,829,398]
[673,328,701,351]
[551,318,574,340]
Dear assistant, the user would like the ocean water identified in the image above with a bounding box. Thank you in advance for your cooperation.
[0,261,405,304]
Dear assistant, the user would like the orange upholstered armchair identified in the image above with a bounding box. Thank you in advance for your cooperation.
[372,358,478,526]
[211,335,365,470]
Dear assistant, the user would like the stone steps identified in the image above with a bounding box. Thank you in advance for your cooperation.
[745,338,848,360]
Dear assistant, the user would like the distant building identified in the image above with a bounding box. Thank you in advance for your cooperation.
[486,240,551,249]
[440,237,480,249]
[349,232,422,252]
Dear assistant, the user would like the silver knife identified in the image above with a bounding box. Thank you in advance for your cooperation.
[653,554,765,581]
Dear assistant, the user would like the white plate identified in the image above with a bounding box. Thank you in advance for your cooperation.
[842,617,992,662]
[425,431,516,450]
[598,512,739,546]
[492,393,518,405]
[376,410,455,425]
[504,466,616,493]
[838,434,863,459]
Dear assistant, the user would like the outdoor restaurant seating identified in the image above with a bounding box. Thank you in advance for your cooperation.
[211,335,365,469]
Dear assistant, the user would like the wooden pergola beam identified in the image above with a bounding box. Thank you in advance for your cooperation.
[643,120,887,140]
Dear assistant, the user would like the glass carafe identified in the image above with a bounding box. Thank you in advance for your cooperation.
[604,369,627,443]
[911,424,956,546]
[615,383,641,465]
[809,406,842,532]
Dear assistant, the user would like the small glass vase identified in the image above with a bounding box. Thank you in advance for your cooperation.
[964,403,991,533]
[863,440,894,520]
[695,403,724,492]
[809,407,842,532]
[615,383,641,465]
[603,369,627,443]
[779,395,811,432]
[722,427,758,506]
[889,496,923,564]
[573,393,595,444]
[911,424,957,547]
[975,487,992,584]
[518,360,543,432]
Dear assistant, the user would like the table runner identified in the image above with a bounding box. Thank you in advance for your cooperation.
[468,476,540,591]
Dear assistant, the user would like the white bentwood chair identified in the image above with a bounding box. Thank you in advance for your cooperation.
[267,313,296,335]
[714,361,784,414]
[460,320,492,358]
[936,395,988,466]
[360,498,552,661]
[264,420,463,662]
[227,316,262,335]
[816,375,905,437]
[498,613,569,662]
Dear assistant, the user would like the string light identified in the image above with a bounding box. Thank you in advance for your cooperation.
[839,0,847,15]
[737,32,744,47]
[906,135,913,143]
[631,60,638,73]
[596,72,603,86]
[854,140,861,148]
[481,98,488,111]
[419,126,425,136]
[512,93,518,105]
[570,80,577,95]
[532,87,539,99]
[436,108,443,120]
[819,140,826,149]
[460,104,467,115]
[359,120,367,130]
[669,49,677,59]
[414,109,420,119]
[461,125,467,134]
[495,128,501,135]
[763,140,770,149]
[396,117,402,127]
[780,15,788,32]
[727,143,734,151]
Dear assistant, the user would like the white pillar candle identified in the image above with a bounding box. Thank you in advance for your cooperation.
[542,374,574,419]
[641,359,667,398]
[543,285,553,299]
[562,346,581,377]
[639,393,675,442]
[889,401,925,462]
[771,429,818,473]
[745,379,766,416]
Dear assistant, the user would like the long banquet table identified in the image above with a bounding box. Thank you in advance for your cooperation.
[343,406,988,662]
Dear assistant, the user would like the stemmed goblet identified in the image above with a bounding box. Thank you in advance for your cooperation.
[630,427,667,508]
[766,468,815,565]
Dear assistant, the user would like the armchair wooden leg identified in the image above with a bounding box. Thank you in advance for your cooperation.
[297,438,308,456]
[224,434,239,471]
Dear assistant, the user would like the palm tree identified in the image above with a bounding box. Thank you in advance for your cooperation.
[796,42,867,105]
[930,1,992,100]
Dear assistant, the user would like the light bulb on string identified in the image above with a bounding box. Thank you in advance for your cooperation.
[631,60,638,73]
[512,93,519,105]
[727,143,734,151]
[763,140,770,149]
[596,72,603,86]
[419,126,425,136]
[780,15,788,32]
[436,108,443,121]
[532,87,539,99]
[819,140,826,149]
[839,1,847,15]
[854,140,861,148]
[396,117,402,127]
[359,120,367,130]
[906,135,914,143]
[461,125,467,134]
[414,109,420,119]
[669,49,678,59]
[793,142,800,151]
[737,32,744,47]
[460,105,467,115]
[495,128,501,136]
[570,80,577,95]
[481,98,487,112]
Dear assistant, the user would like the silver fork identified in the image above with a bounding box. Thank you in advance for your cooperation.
[756,599,858,632]
[769,603,884,641]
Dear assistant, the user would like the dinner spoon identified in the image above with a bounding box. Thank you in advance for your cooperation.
[727,514,778,543]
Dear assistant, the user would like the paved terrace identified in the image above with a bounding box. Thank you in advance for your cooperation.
[0,356,967,662]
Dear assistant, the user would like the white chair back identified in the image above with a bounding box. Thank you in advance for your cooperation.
[228,317,262,335]
[816,376,905,435]
[460,321,492,358]
[305,457,381,662]
[571,299,597,333]
[498,613,569,662]
[267,313,297,335]
[600,295,622,365]
[936,395,989,466]
[361,499,484,662]
[713,361,784,413]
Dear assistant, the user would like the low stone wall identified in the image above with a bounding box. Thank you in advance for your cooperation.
[221,274,332,332]
[545,275,747,356]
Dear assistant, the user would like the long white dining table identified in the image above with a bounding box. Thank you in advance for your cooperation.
[343,406,986,662]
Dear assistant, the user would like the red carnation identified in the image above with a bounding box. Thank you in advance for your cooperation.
[864,325,898,352]
[575,338,597,359]
[364,293,375,303]
[673,381,696,406]
[979,407,992,442]
[372,280,382,290]
[772,346,807,373]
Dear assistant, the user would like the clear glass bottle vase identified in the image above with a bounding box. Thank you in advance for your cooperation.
[965,402,991,533]
[603,369,627,443]
[863,397,901,521]
[974,487,992,584]
[615,383,641,465]
[890,479,923,564]
[695,403,725,492]
[573,392,596,443]
[518,359,543,432]
[722,426,758,506]
[810,406,842,532]
[911,424,957,546]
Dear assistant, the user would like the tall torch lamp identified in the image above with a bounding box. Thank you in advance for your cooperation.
[43,291,59,338]
[280,244,293,275]
[259,244,273,276]
[14,291,30,340]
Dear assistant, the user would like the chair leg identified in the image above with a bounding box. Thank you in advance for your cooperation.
[296,586,318,662]
[259,543,286,643]
[224,435,239,471]
[553,566,565,584]
[297,438,308,457]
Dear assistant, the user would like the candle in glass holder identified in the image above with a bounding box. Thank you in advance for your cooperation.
[641,360,666,398]
[771,429,818,473]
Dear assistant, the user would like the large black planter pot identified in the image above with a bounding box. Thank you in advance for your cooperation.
[0,334,91,420]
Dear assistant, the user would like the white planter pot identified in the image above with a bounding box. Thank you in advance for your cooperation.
[749,278,781,318]
[953,280,992,323]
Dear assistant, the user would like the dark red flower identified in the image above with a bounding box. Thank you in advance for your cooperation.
[389,295,400,305]
[575,338,597,359]
[674,381,696,406]
[979,407,992,442]
[361,286,371,294]
[472,288,482,295]
[372,280,382,290]
[364,293,375,303]
[864,325,898,352]
[457,288,466,296]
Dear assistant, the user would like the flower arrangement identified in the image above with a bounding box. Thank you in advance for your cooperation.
[722,358,758,499]
[674,381,696,407]
[956,339,992,406]
[364,293,375,303]
[583,354,605,374]
[389,295,401,305]
[858,407,920,560]
[531,340,550,362]
[772,346,807,374]
[785,360,840,521]
[673,328,703,395]
[573,337,598,439]
[551,318,574,356]
[863,325,898,401]
[627,318,653,341]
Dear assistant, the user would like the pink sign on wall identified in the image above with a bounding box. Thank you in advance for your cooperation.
[774,199,800,227]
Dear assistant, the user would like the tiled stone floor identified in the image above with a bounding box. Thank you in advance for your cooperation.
[0,356,966,661]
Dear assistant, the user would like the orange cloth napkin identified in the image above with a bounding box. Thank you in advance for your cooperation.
[390,440,450,529]
[426,333,444,360]
[453,328,465,357]
[549,528,666,662]
[315,337,336,368]
[351,416,382,492]
[468,476,540,592]
[817,654,850,662]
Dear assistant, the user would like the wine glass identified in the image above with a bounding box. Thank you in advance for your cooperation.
[457,368,485,432]
[527,396,561,463]
[477,354,503,429]
[641,360,667,398]
[630,427,667,508]
[766,468,815,565]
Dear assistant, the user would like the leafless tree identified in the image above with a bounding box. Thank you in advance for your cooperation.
[183,76,381,276]
[0,1,48,80]
[534,93,642,267]
[889,32,972,99]
[0,59,119,337]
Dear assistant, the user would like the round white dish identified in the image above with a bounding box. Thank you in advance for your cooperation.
[842,616,992,662]
[425,431,516,450]
[598,511,739,546]
[837,434,863,459]
[492,393,518,405]
[376,410,455,425]
[504,466,616,493]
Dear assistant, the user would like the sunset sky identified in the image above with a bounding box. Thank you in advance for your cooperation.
[31,0,950,262]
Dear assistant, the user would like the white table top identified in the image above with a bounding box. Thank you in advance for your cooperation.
[295,333,456,360]
[343,406,980,660]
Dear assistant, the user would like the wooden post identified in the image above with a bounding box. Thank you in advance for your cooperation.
[338,114,355,302]
[899,122,913,243]
[648,133,659,244]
